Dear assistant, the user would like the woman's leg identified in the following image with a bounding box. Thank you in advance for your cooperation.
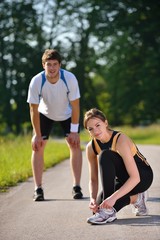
[99,150,130,198]
[98,150,130,211]
[98,150,153,212]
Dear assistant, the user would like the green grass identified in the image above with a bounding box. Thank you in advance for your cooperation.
[80,124,160,145]
[115,124,160,145]
[0,124,160,192]
[0,135,69,192]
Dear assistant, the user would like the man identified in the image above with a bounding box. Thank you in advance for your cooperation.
[27,49,83,201]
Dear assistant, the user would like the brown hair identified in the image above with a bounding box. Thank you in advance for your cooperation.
[42,49,62,64]
[83,108,107,129]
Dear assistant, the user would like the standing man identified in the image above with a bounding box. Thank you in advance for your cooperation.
[27,49,83,201]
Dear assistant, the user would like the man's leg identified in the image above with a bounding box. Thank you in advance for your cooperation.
[60,117,83,199]
[67,141,83,199]
[31,140,47,201]
[69,145,82,186]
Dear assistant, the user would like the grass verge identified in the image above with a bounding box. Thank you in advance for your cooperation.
[0,135,69,192]
[80,124,160,145]
[0,124,160,192]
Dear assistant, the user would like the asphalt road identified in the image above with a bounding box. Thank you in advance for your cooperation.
[0,145,160,240]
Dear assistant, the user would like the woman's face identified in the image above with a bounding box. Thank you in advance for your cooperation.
[86,117,108,140]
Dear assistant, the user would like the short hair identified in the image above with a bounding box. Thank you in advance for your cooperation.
[83,108,107,129]
[42,49,62,64]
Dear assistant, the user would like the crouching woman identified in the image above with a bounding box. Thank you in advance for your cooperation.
[84,108,153,225]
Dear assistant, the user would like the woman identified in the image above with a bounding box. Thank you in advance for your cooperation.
[84,108,153,225]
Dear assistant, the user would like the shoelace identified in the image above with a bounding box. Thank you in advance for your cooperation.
[96,209,113,219]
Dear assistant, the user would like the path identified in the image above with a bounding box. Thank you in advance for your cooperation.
[0,145,160,240]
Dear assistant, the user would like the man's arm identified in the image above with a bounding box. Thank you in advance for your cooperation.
[29,103,43,151]
[29,104,41,135]
[70,98,80,126]
[67,98,80,147]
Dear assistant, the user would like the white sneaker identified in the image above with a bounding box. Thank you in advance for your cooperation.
[87,208,117,225]
[133,192,148,216]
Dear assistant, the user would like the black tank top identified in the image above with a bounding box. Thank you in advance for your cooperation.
[92,130,119,155]
[91,130,150,166]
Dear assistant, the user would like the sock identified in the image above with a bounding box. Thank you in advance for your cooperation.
[35,185,42,190]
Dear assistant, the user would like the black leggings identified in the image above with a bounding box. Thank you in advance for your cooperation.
[97,150,153,212]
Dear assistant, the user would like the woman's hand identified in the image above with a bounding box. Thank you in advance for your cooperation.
[89,199,99,213]
[99,196,116,209]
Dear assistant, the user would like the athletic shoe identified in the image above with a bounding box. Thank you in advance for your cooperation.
[133,192,148,216]
[33,187,44,201]
[72,186,83,199]
[87,208,117,225]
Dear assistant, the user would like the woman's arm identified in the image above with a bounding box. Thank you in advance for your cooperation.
[86,141,99,212]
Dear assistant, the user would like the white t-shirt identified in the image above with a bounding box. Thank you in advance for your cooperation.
[27,69,80,121]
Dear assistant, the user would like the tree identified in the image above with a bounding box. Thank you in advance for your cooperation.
[0,0,160,134]
[98,0,160,125]
[0,0,46,133]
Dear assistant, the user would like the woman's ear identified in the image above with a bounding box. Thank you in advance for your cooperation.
[105,120,108,127]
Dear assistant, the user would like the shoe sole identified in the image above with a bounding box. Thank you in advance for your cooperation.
[136,211,148,216]
[87,216,117,225]
[33,196,44,201]
[73,194,83,199]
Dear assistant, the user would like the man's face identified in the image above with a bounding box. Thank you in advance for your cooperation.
[43,59,61,79]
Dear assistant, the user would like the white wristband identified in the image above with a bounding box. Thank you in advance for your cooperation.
[70,123,79,133]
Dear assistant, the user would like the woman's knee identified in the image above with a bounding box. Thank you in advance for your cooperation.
[99,150,117,165]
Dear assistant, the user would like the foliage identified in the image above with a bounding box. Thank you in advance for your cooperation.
[0,0,160,134]
[102,0,160,125]
[0,0,46,134]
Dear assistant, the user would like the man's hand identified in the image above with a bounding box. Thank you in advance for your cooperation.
[66,132,80,148]
[31,135,44,151]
